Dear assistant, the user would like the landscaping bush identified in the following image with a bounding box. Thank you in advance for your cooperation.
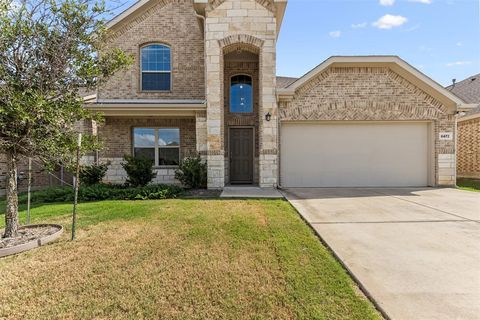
[175,156,207,189]
[122,155,157,187]
[79,162,110,186]
[28,184,184,203]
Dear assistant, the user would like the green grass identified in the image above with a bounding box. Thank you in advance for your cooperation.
[0,198,380,319]
[457,178,480,192]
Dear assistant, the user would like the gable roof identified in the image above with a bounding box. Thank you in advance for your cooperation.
[277,56,464,111]
[107,0,288,35]
[446,74,480,104]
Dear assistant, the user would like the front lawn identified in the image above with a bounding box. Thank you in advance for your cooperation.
[457,178,480,192]
[0,198,380,319]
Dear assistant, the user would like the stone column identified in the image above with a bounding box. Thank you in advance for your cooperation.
[195,110,208,160]
[258,38,278,188]
[205,38,225,189]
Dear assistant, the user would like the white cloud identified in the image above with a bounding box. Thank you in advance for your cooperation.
[456,42,462,47]
[351,22,368,29]
[380,0,395,6]
[372,14,408,29]
[408,0,432,3]
[446,61,472,67]
[329,30,341,38]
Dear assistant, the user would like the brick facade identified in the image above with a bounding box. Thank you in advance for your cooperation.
[97,117,196,184]
[4,0,462,191]
[457,117,480,178]
[279,66,457,186]
[99,0,205,100]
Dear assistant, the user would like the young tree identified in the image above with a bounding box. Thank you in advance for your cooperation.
[0,0,132,238]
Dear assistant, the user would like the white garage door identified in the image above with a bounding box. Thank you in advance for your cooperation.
[280,122,429,187]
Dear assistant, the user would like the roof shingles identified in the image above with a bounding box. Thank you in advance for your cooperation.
[446,73,480,116]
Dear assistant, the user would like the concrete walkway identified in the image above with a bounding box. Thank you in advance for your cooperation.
[220,186,283,198]
[283,187,480,320]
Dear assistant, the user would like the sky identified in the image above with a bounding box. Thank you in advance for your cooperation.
[276,0,480,86]
[110,0,480,86]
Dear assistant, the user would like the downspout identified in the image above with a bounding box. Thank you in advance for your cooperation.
[194,10,208,161]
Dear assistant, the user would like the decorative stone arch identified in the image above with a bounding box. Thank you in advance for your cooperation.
[218,34,264,55]
[207,0,274,13]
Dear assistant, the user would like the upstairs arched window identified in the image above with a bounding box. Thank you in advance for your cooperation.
[230,75,253,113]
[141,44,171,91]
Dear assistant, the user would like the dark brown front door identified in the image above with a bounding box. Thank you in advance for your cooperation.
[230,128,254,184]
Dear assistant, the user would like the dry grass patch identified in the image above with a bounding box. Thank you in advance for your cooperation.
[0,199,380,319]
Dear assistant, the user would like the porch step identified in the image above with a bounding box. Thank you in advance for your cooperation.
[220,186,284,199]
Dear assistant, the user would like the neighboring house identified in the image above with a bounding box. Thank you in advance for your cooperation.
[73,0,467,189]
[447,74,480,179]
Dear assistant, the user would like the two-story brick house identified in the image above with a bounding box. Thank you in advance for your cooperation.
[82,0,464,190]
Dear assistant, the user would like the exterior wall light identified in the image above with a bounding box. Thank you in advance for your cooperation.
[265,112,272,122]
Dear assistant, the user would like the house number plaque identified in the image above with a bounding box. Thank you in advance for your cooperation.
[439,132,453,140]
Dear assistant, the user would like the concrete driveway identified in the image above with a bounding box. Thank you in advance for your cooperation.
[283,188,480,320]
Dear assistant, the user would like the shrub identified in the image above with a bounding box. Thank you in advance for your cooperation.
[122,155,157,187]
[79,162,110,186]
[175,156,207,189]
[28,184,184,203]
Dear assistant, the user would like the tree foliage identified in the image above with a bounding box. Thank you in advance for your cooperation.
[0,0,133,237]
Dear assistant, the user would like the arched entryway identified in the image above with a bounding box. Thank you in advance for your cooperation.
[223,45,260,185]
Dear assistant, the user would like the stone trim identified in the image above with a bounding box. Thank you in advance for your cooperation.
[207,0,275,13]
[260,149,278,155]
[206,150,225,156]
[219,34,264,54]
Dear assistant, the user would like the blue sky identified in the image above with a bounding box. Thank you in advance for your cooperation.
[277,0,480,86]
[110,0,480,86]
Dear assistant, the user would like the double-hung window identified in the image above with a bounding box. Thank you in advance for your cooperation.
[133,128,180,166]
[141,44,171,91]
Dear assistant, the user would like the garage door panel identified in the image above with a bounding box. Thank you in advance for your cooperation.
[281,122,429,187]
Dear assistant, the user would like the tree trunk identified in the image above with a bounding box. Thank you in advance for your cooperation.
[3,151,19,238]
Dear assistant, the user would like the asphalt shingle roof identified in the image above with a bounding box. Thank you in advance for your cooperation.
[276,76,298,89]
[446,74,480,104]
[446,74,480,116]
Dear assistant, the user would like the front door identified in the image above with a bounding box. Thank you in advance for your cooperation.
[229,128,254,184]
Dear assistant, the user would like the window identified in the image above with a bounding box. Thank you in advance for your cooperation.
[141,44,171,91]
[133,128,155,163]
[158,128,180,166]
[133,128,180,166]
[230,75,253,113]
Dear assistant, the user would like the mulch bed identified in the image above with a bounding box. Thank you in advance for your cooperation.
[1,225,60,249]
